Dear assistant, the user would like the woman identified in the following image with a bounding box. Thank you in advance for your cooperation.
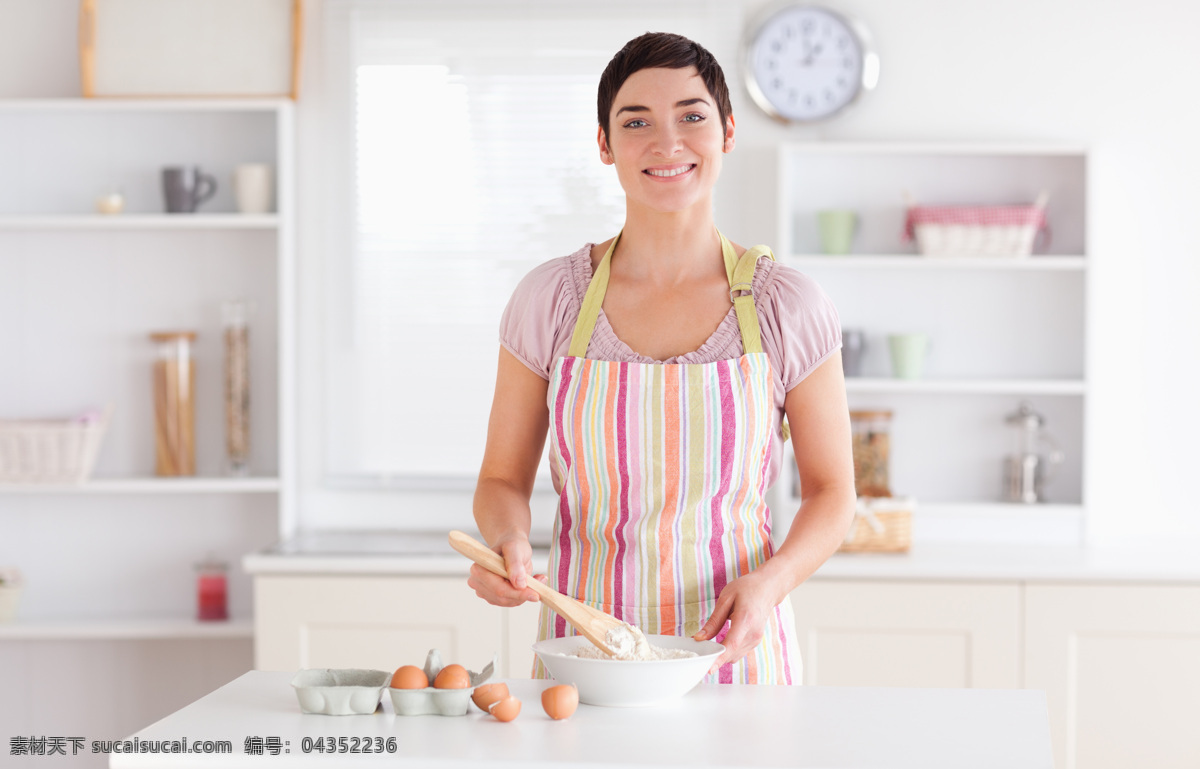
[468,32,855,684]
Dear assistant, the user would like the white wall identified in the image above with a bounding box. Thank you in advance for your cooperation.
[2,0,1197,547]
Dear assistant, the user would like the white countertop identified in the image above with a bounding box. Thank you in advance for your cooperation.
[243,530,1200,583]
[111,671,1052,769]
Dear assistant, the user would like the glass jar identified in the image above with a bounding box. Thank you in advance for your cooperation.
[195,557,228,622]
[222,300,251,476]
[850,410,892,498]
[150,331,197,476]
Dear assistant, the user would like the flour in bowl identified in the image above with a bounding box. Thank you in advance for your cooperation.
[573,625,698,661]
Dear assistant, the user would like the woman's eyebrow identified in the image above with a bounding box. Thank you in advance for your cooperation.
[615,97,712,116]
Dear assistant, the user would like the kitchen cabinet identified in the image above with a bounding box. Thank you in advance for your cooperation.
[793,577,1200,769]
[775,143,1089,545]
[254,575,542,678]
[789,580,1021,688]
[1025,584,1200,769]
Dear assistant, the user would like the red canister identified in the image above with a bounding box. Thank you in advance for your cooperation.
[195,558,229,621]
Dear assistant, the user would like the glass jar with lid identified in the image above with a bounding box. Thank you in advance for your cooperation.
[850,410,892,498]
[222,300,251,476]
[149,331,197,476]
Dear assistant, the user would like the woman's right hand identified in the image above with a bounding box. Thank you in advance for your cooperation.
[465,535,544,607]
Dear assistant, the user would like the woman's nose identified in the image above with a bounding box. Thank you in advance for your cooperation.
[651,124,682,156]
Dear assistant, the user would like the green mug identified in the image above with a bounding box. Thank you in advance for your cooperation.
[817,210,858,255]
[888,333,929,379]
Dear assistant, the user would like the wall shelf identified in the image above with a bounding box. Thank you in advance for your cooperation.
[0,214,279,230]
[0,477,281,495]
[916,502,1084,519]
[845,378,1086,396]
[0,616,254,640]
[0,98,291,113]
[786,255,1087,271]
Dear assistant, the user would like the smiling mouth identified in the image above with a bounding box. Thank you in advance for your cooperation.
[644,164,696,178]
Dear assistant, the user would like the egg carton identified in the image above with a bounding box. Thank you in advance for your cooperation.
[388,649,496,717]
[290,668,390,716]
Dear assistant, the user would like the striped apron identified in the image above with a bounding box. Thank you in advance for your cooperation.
[534,231,802,685]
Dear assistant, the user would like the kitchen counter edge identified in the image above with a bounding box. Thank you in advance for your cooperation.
[242,539,1200,584]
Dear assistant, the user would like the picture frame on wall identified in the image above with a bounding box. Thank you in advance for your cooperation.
[79,0,302,99]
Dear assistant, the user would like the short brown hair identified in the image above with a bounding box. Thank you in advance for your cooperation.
[597,32,732,142]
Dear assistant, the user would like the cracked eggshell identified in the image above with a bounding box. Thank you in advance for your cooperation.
[489,695,522,722]
[387,649,496,716]
[471,682,510,712]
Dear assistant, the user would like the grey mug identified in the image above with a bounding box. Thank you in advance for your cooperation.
[842,329,866,377]
[162,166,218,214]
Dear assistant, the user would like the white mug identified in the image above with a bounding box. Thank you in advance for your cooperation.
[234,164,274,214]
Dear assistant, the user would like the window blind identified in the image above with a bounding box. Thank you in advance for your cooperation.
[322,1,719,485]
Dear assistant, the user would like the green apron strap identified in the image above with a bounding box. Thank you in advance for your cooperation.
[567,230,777,362]
[719,234,790,441]
[567,234,619,358]
[719,232,775,356]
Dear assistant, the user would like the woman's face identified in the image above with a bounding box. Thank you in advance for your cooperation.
[599,66,734,215]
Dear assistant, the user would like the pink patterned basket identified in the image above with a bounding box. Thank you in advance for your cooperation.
[904,191,1050,257]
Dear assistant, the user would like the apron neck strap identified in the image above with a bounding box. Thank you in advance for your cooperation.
[567,230,775,358]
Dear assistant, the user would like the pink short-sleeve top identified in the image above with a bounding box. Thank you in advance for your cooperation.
[499,243,842,488]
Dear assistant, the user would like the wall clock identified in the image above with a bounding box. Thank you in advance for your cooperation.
[743,4,879,124]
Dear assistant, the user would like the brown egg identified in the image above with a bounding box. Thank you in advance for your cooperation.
[541,684,578,720]
[489,695,522,722]
[471,682,510,712]
[433,663,471,689]
[390,665,429,689]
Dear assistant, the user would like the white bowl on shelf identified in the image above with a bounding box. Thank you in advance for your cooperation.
[532,634,723,707]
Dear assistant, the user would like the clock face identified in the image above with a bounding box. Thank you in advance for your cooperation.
[746,5,876,123]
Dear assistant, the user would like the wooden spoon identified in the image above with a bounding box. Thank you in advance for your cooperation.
[448,530,645,659]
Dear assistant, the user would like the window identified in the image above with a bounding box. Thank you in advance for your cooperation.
[320,1,719,488]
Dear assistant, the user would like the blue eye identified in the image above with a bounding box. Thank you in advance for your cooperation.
[624,119,647,129]
[683,113,706,123]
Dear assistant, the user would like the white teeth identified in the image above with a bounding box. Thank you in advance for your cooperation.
[646,165,693,177]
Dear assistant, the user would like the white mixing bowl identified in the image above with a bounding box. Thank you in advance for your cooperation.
[532,634,724,707]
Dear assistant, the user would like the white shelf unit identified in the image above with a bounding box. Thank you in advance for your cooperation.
[0,98,295,637]
[775,142,1089,543]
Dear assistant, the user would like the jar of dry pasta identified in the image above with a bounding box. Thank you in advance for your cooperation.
[850,410,892,498]
[150,331,197,476]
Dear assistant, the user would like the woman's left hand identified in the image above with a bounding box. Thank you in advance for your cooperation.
[692,570,784,673]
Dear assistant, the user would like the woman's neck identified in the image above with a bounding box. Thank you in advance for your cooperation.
[611,203,723,286]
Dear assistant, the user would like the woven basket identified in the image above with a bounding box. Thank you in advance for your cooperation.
[905,191,1049,258]
[838,497,914,553]
[0,406,112,484]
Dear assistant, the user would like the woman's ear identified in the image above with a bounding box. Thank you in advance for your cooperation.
[597,125,615,165]
[723,114,736,153]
